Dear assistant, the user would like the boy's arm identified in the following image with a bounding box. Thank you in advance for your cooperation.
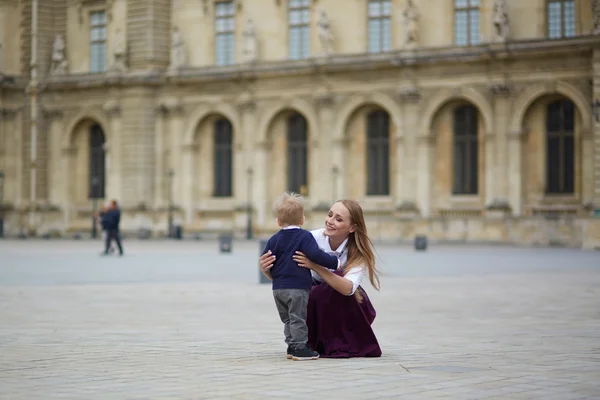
[299,234,339,270]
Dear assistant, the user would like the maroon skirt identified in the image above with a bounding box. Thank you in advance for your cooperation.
[306,271,382,358]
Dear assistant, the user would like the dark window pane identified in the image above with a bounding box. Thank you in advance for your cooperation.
[89,124,105,199]
[366,110,390,195]
[214,118,233,197]
[453,105,478,194]
[287,113,308,194]
[546,100,575,194]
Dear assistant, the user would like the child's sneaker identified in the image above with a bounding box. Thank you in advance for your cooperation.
[291,345,319,361]
[286,346,293,359]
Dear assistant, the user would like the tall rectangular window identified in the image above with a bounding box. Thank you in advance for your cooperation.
[454,0,479,46]
[366,110,390,196]
[547,0,576,39]
[546,100,575,194]
[90,11,107,73]
[453,105,479,195]
[214,119,233,197]
[289,0,310,60]
[368,0,391,53]
[215,1,235,66]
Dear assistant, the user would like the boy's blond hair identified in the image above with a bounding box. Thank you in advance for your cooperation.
[275,192,304,226]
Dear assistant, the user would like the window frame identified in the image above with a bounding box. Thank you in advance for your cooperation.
[215,0,236,66]
[367,0,392,54]
[452,105,479,195]
[286,113,308,195]
[213,118,234,197]
[545,100,575,195]
[89,10,107,73]
[288,0,311,60]
[453,0,480,47]
[88,124,106,199]
[366,109,390,196]
[546,0,577,39]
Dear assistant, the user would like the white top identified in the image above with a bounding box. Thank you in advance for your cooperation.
[310,228,366,296]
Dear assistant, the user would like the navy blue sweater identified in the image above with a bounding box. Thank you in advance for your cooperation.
[262,228,339,290]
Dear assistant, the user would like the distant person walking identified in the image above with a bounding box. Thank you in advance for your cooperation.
[99,204,114,254]
[103,200,124,256]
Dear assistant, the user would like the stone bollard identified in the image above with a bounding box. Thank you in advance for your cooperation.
[219,233,233,253]
[259,239,270,284]
[414,235,428,251]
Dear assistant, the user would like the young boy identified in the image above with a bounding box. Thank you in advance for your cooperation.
[262,192,340,361]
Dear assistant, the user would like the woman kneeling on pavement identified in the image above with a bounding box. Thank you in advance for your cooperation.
[260,199,382,358]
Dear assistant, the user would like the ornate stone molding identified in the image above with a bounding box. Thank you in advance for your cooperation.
[396,85,421,103]
[42,108,64,120]
[77,0,114,24]
[489,83,510,96]
[236,98,256,113]
[61,146,77,156]
[181,143,199,152]
[0,108,19,120]
[159,98,184,116]
[313,91,335,108]
[103,100,121,117]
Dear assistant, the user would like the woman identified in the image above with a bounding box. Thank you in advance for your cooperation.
[259,199,382,358]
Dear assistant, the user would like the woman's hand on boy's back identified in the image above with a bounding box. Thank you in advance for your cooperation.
[259,250,276,274]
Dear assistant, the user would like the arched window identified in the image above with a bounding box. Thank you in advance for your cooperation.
[287,113,308,194]
[366,109,390,195]
[453,105,478,195]
[89,124,105,199]
[546,100,574,194]
[214,118,233,197]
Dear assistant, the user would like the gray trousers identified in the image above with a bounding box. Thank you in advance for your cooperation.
[273,289,310,348]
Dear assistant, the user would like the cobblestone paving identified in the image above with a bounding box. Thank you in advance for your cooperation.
[1,240,599,399]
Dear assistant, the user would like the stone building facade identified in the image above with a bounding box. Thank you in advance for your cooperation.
[0,0,600,247]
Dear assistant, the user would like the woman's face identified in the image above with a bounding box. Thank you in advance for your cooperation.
[324,202,355,239]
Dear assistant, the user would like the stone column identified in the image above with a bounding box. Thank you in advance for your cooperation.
[396,88,420,213]
[582,129,595,207]
[255,140,270,227]
[181,143,198,225]
[237,98,257,210]
[103,100,122,202]
[507,130,525,216]
[331,137,347,201]
[60,146,77,226]
[168,103,185,210]
[313,92,335,207]
[489,83,511,209]
[593,49,600,209]
[42,109,64,206]
[416,132,435,217]
[154,103,169,209]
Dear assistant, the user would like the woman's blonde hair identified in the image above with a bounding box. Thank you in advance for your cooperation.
[338,200,381,301]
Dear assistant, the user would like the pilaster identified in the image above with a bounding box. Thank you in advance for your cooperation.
[127,0,172,70]
[489,83,511,207]
[103,100,122,204]
[313,91,335,206]
[41,107,64,205]
[415,132,435,217]
[236,96,257,210]
[593,49,600,209]
[507,129,525,216]
[396,86,420,208]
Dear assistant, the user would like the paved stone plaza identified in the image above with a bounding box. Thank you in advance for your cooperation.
[0,240,599,400]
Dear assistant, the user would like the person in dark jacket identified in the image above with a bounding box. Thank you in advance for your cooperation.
[99,204,114,254]
[103,200,123,256]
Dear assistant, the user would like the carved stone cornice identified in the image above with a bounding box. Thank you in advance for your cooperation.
[42,108,64,120]
[181,143,199,152]
[0,108,19,120]
[396,86,421,103]
[313,91,335,108]
[61,146,77,156]
[489,83,510,96]
[236,98,256,113]
[159,98,184,116]
[103,100,121,117]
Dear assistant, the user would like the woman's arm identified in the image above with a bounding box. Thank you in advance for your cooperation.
[259,250,275,281]
[293,251,353,296]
